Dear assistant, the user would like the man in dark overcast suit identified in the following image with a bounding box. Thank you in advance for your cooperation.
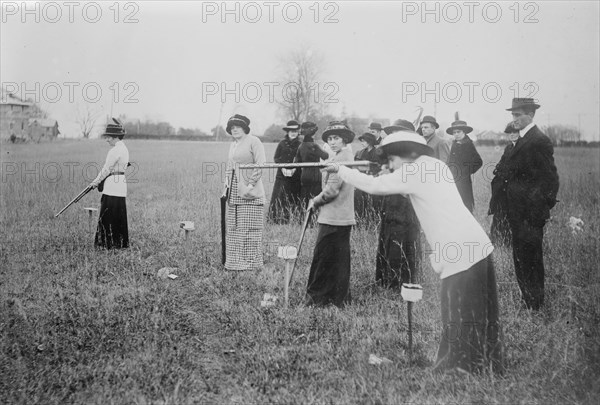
[503,98,559,311]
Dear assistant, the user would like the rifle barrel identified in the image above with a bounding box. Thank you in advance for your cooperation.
[237,161,375,170]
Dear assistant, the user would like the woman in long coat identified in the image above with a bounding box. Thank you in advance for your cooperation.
[488,122,520,246]
[267,120,302,224]
[223,114,266,271]
[354,132,380,221]
[294,121,329,208]
[90,118,130,249]
[376,121,421,288]
[446,120,483,212]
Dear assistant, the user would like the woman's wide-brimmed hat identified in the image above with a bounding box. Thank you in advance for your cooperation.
[358,132,377,146]
[102,118,126,137]
[384,119,415,135]
[506,97,541,111]
[446,120,473,135]
[321,121,355,143]
[226,114,250,134]
[379,130,434,158]
[283,120,300,131]
[419,115,439,129]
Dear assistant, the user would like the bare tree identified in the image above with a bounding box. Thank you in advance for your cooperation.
[276,44,326,122]
[75,104,102,139]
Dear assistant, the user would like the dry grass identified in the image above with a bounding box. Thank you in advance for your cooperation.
[1,140,598,404]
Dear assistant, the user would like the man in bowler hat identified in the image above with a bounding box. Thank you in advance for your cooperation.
[503,98,559,310]
[418,116,451,162]
[368,122,385,145]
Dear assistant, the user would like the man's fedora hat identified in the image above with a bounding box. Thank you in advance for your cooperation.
[446,120,473,135]
[368,122,383,131]
[379,130,434,158]
[383,119,416,135]
[322,121,355,143]
[419,115,439,129]
[102,118,126,137]
[283,120,300,131]
[506,98,541,111]
[358,132,377,146]
[226,114,251,134]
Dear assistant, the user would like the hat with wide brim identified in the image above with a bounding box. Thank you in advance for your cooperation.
[419,115,439,129]
[322,121,355,143]
[226,114,250,134]
[384,119,416,135]
[101,118,126,137]
[446,120,473,135]
[358,132,377,145]
[379,131,434,158]
[283,120,300,131]
[506,98,541,111]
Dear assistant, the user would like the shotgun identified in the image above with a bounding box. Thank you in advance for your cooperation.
[54,185,93,217]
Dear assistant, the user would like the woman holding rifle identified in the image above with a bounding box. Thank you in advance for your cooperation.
[89,118,130,249]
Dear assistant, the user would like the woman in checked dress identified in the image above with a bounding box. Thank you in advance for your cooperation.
[222,114,266,271]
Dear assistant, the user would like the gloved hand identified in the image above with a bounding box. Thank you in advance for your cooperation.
[282,168,296,177]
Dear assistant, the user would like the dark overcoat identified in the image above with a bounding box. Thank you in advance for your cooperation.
[503,125,559,226]
[446,136,483,212]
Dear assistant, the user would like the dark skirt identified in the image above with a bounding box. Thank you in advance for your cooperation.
[305,224,352,307]
[354,189,379,223]
[95,194,129,249]
[376,220,420,288]
[267,177,301,224]
[434,255,504,374]
[300,182,322,209]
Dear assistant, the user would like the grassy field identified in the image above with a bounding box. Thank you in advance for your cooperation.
[1,139,599,404]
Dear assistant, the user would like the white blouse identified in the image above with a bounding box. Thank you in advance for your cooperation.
[92,140,129,197]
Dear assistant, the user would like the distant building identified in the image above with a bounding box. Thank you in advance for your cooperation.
[1,87,59,142]
[0,89,32,141]
[28,118,60,142]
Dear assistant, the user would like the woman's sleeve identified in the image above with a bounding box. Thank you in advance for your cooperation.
[91,148,119,185]
[248,138,266,185]
[273,141,283,163]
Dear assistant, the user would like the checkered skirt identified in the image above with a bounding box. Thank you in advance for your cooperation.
[225,202,264,271]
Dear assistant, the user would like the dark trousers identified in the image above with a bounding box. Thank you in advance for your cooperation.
[509,219,545,310]
[305,224,352,307]
[434,255,503,374]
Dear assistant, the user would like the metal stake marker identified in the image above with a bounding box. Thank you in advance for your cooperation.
[83,207,98,233]
[278,246,298,308]
[401,283,423,366]
[180,221,195,240]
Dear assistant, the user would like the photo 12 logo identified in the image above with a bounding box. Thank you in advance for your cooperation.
[201,81,339,104]
[1,1,140,24]
[201,1,340,23]
[1,82,140,104]
[401,1,540,23]
[1,161,140,184]
[401,81,540,104]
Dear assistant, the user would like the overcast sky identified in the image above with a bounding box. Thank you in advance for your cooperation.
[1,1,599,139]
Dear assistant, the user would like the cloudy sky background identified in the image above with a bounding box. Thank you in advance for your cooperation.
[2,1,599,139]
